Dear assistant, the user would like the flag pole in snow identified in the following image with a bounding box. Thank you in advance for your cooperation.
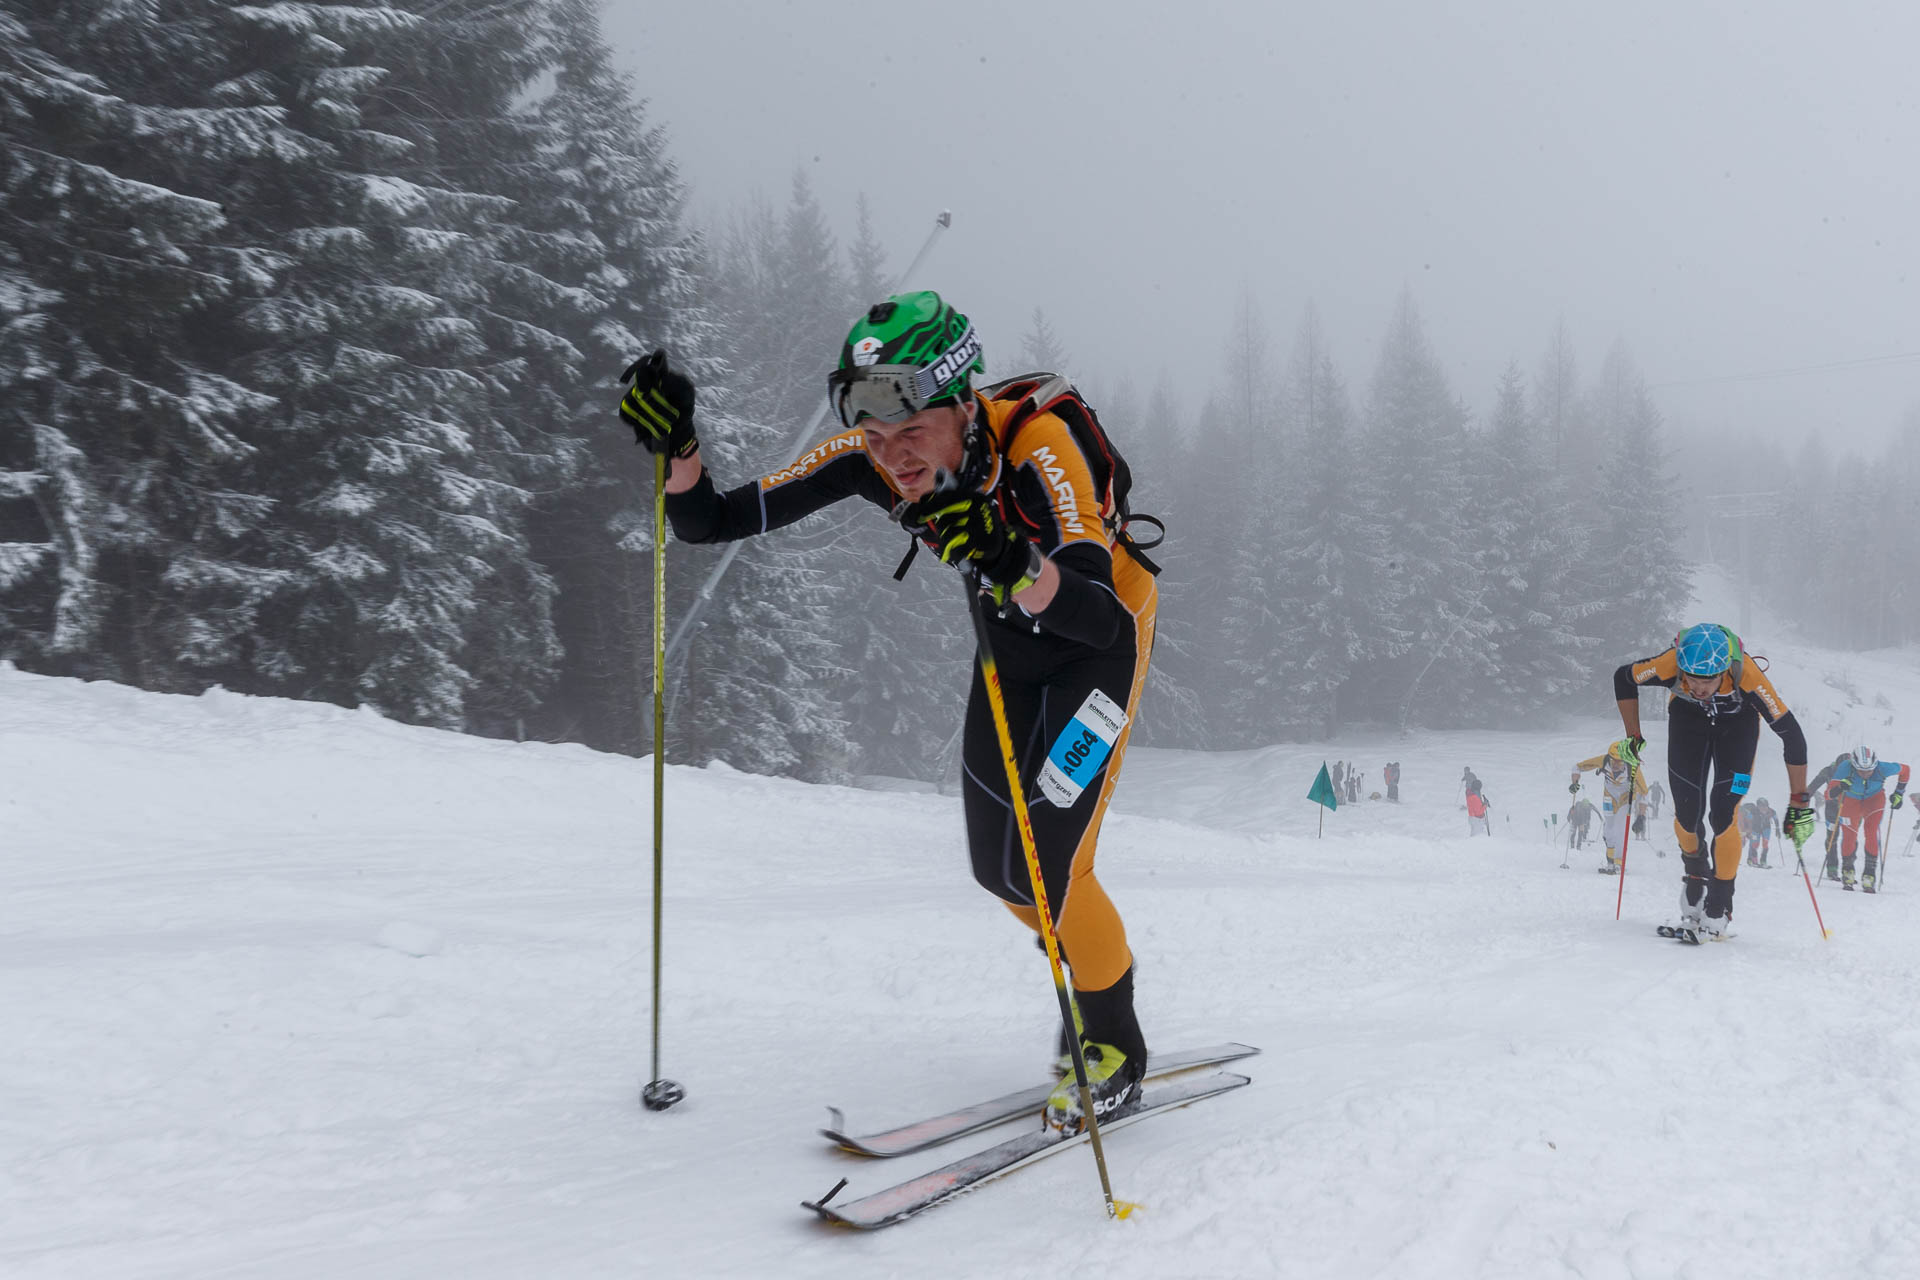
[641,452,685,1112]
[1308,763,1338,837]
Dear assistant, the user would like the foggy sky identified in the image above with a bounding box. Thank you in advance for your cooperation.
[610,0,1920,449]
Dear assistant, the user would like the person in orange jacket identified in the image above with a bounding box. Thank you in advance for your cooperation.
[1614,623,1809,939]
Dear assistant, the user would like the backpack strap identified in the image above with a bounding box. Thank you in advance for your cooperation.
[986,373,1162,576]
[891,538,919,581]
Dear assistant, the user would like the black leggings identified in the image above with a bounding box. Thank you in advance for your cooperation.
[961,638,1137,915]
[1667,699,1760,915]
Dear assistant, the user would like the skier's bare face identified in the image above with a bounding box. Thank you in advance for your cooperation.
[1679,670,1723,699]
[863,401,970,500]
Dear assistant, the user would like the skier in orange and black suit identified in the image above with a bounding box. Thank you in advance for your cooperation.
[1614,623,1810,938]
[621,291,1156,1132]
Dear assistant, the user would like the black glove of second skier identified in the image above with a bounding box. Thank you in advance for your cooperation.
[1568,778,1581,795]
[897,488,1043,605]
[1893,788,1906,810]
[619,350,698,458]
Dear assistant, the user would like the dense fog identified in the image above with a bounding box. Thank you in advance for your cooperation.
[3,1,1915,783]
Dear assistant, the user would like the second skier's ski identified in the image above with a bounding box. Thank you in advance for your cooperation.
[805,1069,1250,1229]
[821,1041,1258,1158]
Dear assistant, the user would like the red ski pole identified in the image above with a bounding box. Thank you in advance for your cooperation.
[1795,840,1831,939]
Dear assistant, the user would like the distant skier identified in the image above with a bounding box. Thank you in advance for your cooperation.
[1740,797,1778,869]
[1567,796,1598,849]
[1615,623,1810,939]
[1346,768,1361,805]
[1648,780,1666,819]
[1815,745,1910,892]
[1571,741,1648,874]
[1466,787,1492,836]
[1384,761,1401,802]
[623,291,1159,1130]
[1811,757,1846,877]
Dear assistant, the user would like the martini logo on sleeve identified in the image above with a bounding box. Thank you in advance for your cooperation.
[1029,446,1084,534]
[1038,688,1129,807]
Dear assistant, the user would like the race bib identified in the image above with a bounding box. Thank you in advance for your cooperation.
[1038,688,1130,808]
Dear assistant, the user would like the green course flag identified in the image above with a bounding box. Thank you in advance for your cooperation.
[1309,763,1339,812]
[1309,763,1338,837]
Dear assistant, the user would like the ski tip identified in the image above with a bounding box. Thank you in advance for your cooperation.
[802,1202,862,1228]
[819,1107,866,1151]
[802,1176,855,1224]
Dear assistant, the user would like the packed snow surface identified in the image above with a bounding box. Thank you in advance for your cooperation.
[4,627,1919,1278]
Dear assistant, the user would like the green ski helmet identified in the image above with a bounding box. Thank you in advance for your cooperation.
[827,291,984,431]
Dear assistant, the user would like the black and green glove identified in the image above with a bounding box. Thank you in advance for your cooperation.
[1893,787,1906,810]
[1568,778,1581,796]
[897,488,1043,605]
[1615,736,1647,769]
[1783,793,1816,851]
[619,350,698,458]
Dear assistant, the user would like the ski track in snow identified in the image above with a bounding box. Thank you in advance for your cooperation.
[4,617,1919,1278]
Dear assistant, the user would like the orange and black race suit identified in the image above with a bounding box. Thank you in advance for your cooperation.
[1615,648,1807,918]
[663,394,1156,1061]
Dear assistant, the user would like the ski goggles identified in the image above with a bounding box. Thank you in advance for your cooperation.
[826,326,981,429]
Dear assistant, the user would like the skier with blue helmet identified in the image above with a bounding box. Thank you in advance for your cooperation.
[1613,623,1810,940]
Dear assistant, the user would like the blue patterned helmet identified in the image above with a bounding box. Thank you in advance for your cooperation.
[1676,623,1733,676]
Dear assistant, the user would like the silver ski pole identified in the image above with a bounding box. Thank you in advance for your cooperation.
[642,451,685,1112]
[663,210,953,676]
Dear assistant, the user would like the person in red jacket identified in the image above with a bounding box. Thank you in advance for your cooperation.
[1816,745,1911,891]
[1465,787,1492,836]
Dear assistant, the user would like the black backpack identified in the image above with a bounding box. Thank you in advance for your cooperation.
[979,372,1163,574]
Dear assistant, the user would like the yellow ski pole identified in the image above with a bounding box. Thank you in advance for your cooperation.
[964,585,1132,1220]
[642,450,684,1111]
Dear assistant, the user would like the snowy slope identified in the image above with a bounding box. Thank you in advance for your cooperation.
[4,618,1919,1279]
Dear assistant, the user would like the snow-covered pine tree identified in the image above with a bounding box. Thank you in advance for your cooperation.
[210,1,549,728]
[1116,375,1209,748]
[847,193,889,308]
[677,175,854,781]
[1355,289,1489,727]
[1257,306,1396,740]
[1176,292,1281,743]
[1016,307,1069,373]
[0,1,299,685]
[1536,317,1581,474]
[1468,363,1598,721]
[376,0,587,738]
[1585,372,1691,654]
[517,0,714,754]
